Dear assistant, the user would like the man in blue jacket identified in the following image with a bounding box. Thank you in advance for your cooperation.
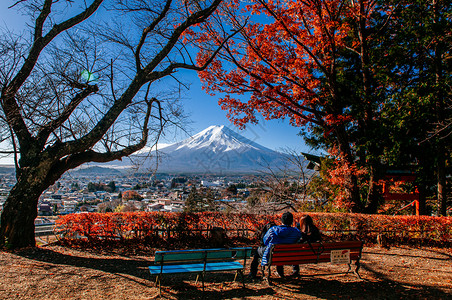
[249,212,302,278]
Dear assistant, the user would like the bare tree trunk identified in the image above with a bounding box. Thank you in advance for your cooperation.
[335,126,362,212]
[0,168,50,248]
[418,182,427,216]
[437,144,447,215]
[364,165,383,214]
[433,0,448,216]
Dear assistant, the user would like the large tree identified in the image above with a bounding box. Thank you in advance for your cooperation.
[377,0,451,215]
[198,0,451,214]
[198,0,396,212]
[0,0,234,248]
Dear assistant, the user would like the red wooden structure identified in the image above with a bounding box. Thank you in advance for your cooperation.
[382,170,419,216]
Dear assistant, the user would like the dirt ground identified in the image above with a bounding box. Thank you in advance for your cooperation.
[1,244,451,299]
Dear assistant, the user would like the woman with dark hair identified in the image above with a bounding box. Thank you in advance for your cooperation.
[298,215,321,243]
[291,215,322,277]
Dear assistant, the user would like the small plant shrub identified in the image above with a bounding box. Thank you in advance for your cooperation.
[55,212,452,248]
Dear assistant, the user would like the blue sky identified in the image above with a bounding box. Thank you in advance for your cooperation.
[0,1,315,164]
[177,69,309,152]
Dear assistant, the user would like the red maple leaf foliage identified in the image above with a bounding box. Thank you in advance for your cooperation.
[193,0,390,211]
[55,212,452,248]
[197,0,371,130]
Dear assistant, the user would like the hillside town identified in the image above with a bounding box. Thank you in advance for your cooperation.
[0,124,321,223]
[0,167,289,219]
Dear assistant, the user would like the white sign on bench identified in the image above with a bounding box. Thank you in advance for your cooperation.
[330,249,350,264]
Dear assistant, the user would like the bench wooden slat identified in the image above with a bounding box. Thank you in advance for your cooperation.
[272,241,363,252]
[272,259,319,265]
[149,261,245,275]
[271,252,361,260]
[271,254,320,262]
[205,261,245,272]
[149,263,205,274]
[206,250,237,260]
[150,247,252,294]
[270,255,361,266]
[233,248,253,259]
[154,248,252,263]
[271,250,319,257]
[265,241,364,284]
[155,252,205,262]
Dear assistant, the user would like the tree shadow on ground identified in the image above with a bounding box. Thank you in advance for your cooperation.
[15,247,153,286]
[12,247,452,299]
[153,271,276,299]
[268,275,451,299]
[13,247,261,298]
[364,246,452,261]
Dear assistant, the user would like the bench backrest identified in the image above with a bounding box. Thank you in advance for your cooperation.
[269,241,363,266]
[154,247,252,265]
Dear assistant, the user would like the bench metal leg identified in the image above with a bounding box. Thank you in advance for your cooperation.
[236,270,246,288]
[155,275,162,296]
[347,261,362,279]
[195,272,206,291]
[347,263,352,274]
[354,260,362,279]
[201,272,205,291]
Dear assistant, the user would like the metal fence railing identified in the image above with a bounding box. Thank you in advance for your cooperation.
[35,223,56,244]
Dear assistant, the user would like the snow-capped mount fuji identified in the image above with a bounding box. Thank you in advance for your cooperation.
[162,125,273,154]
[153,125,286,174]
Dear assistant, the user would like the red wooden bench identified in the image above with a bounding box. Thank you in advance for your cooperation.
[263,240,363,284]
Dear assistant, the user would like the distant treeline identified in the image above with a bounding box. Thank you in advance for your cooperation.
[87,181,116,193]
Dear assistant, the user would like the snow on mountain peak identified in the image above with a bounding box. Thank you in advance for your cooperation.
[172,125,271,153]
[112,125,289,174]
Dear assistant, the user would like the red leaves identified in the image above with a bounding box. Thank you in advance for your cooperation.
[55,211,452,247]
[196,0,369,131]
[121,190,143,201]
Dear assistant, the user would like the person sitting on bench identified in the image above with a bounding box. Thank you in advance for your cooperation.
[249,212,301,278]
[291,215,322,277]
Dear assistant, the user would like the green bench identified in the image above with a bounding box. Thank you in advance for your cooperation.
[149,247,252,293]
[264,240,363,284]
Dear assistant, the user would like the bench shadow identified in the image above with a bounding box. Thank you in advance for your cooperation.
[268,274,451,300]
[13,247,452,299]
[159,278,275,299]
[14,247,262,298]
[158,268,452,300]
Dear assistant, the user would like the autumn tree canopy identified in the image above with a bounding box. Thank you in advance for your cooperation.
[198,0,451,214]
[377,0,452,215]
[198,0,389,211]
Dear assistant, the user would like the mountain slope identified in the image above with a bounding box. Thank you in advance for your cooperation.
[154,125,285,174]
[100,125,290,174]
[163,125,272,153]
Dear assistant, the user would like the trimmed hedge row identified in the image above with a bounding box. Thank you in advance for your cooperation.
[309,213,452,246]
[55,212,452,247]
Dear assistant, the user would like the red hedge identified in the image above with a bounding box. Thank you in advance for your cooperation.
[55,212,452,247]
